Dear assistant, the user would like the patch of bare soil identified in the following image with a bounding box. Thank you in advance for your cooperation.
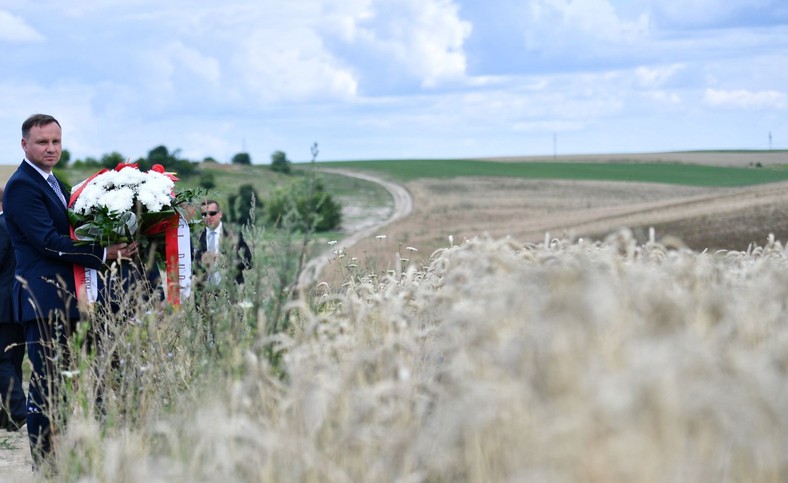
[0,428,33,481]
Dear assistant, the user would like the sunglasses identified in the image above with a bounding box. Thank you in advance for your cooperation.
[201,210,219,217]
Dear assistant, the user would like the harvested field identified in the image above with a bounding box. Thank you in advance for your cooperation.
[318,151,788,285]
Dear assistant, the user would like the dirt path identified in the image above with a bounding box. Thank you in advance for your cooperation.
[0,427,32,481]
[297,169,413,288]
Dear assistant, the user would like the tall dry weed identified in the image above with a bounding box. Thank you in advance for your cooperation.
[25,229,788,482]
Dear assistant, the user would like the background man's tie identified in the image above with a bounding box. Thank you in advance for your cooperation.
[208,230,218,253]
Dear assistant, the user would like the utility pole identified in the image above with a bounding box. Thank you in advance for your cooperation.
[769,131,773,150]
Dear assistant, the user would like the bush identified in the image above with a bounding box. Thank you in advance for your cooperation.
[136,145,198,177]
[72,157,102,169]
[101,151,126,170]
[266,178,342,232]
[199,173,216,190]
[228,184,262,226]
[232,152,251,165]
[270,150,291,174]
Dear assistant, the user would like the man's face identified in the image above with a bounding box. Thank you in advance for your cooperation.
[202,203,222,229]
[22,122,62,173]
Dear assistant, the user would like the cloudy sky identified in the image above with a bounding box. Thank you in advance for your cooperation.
[1,0,786,164]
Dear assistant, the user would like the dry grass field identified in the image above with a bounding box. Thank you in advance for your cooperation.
[0,164,16,190]
[6,233,788,481]
[318,151,788,286]
[3,151,788,481]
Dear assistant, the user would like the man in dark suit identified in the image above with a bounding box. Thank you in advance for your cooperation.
[193,199,251,287]
[0,187,26,432]
[3,114,135,465]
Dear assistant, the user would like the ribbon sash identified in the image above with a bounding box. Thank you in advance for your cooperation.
[73,214,193,308]
[73,265,98,307]
[165,214,192,305]
[71,169,108,308]
[68,169,107,306]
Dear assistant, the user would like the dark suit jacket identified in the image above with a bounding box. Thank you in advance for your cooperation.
[193,224,251,284]
[0,213,16,324]
[3,161,105,323]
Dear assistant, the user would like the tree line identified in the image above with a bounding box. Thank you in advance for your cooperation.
[58,146,342,232]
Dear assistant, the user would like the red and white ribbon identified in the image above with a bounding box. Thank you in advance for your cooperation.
[165,214,192,305]
[73,265,98,306]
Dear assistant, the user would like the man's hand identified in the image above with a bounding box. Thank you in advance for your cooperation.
[106,241,139,260]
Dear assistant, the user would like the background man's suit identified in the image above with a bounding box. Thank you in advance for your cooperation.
[3,160,106,460]
[0,211,25,430]
[194,225,251,285]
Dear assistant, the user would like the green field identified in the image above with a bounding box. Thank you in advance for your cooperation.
[317,159,788,187]
[5,153,788,195]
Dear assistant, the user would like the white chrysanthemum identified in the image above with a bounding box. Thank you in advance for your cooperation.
[137,172,174,211]
[115,167,148,187]
[72,174,113,214]
[101,186,136,213]
[72,168,174,215]
[94,170,121,191]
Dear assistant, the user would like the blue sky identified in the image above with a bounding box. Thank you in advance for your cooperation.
[1,0,786,164]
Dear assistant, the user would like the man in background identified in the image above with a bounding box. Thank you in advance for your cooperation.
[194,199,251,287]
[0,186,26,432]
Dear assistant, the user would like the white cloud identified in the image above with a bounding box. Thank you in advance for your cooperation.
[0,10,44,42]
[350,0,472,87]
[650,0,781,28]
[704,88,788,109]
[513,120,585,132]
[647,90,682,105]
[166,42,221,85]
[524,0,650,52]
[239,27,359,103]
[635,64,684,87]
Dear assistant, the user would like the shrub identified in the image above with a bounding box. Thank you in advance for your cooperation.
[199,172,216,190]
[265,178,342,232]
[232,152,251,165]
[227,184,263,226]
[270,150,291,174]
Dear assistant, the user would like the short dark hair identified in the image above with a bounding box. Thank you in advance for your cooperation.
[202,199,222,211]
[22,114,61,139]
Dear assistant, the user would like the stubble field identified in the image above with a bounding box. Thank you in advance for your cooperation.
[319,151,788,285]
